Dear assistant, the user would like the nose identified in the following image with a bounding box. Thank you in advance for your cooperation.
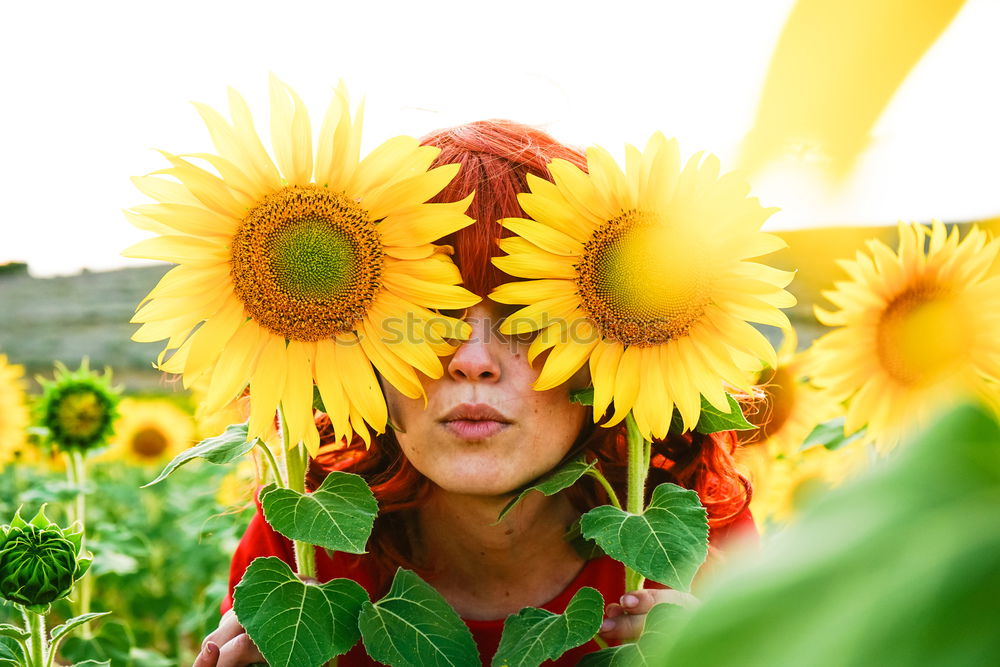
[447,324,501,383]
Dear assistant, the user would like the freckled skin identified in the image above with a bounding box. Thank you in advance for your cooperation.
[382,302,591,498]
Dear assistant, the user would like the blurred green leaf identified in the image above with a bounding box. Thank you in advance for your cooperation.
[234,556,367,667]
[0,635,23,667]
[581,483,708,591]
[60,620,133,667]
[51,612,112,645]
[143,422,253,487]
[652,403,1000,666]
[800,417,865,451]
[0,624,28,641]
[359,568,479,666]
[492,586,603,667]
[570,387,595,406]
[497,457,596,523]
[260,471,378,553]
[71,661,112,666]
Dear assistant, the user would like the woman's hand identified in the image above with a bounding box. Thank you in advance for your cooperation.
[598,588,699,642]
[192,609,266,667]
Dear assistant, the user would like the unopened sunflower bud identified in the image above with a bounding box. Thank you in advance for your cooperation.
[0,505,92,613]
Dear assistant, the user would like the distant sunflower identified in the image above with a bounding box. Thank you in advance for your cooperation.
[747,334,842,456]
[0,354,32,468]
[491,133,795,439]
[35,360,121,454]
[101,398,194,466]
[124,77,479,452]
[810,221,1000,449]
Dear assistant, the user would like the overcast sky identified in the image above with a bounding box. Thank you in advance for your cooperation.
[3,0,998,277]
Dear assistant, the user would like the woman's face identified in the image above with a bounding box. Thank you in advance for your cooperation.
[382,302,590,498]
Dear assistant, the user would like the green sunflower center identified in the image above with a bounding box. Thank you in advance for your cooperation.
[131,427,169,459]
[876,284,968,386]
[231,185,384,342]
[55,391,106,442]
[576,210,711,346]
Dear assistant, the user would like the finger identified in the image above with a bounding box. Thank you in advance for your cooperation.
[202,610,245,652]
[619,589,663,614]
[216,632,265,667]
[598,611,646,642]
[604,602,626,619]
[192,641,219,667]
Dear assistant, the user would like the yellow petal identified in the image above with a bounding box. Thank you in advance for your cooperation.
[268,75,313,186]
[500,218,583,257]
[334,339,388,431]
[281,340,315,451]
[492,253,578,280]
[366,164,461,221]
[123,235,228,264]
[248,335,287,443]
[490,279,576,305]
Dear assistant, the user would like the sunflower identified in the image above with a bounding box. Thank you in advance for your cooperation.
[490,133,795,439]
[0,354,32,469]
[809,220,1000,450]
[124,77,479,452]
[98,398,194,466]
[737,443,868,528]
[35,360,121,454]
[746,333,843,456]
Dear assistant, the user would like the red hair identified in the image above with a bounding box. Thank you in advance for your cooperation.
[308,120,752,589]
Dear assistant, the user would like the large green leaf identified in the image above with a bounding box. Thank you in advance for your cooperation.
[497,457,596,523]
[233,556,368,667]
[581,483,708,591]
[51,612,113,642]
[577,603,684,666]
[0,625,27,641]
[260,471,378,553]
[653,403,1000,665]
[358,568,479,666]
[143,422,253,487]
[492,586,604,667]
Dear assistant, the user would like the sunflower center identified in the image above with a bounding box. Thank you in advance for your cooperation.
[576,210,711,346]
[876,285,968,386]
[231,185,384,342]
[131,427,169,459]
[56,391,105,441]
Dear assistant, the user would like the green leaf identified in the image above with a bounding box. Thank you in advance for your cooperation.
[670,394,755,435]
[260,471,378,553]
[578,603,685,666]
[60,620,133,666]
[497,457,596,523]
[0,625,28,641]
[800,417,865,451]
[234,556,367,667]
[72,661,112,667]
[654,403,1000,665]
[51,612,112,643]
[0,636,24,667]
[492,586,604,667]
[359,568,479,666]
[581,483,708,591]
[143,422,253,487]
[570,387,595,406]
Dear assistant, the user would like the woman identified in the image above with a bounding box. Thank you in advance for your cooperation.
[194,120,756,666]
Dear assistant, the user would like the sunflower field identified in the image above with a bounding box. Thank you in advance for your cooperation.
[2,0,999,665]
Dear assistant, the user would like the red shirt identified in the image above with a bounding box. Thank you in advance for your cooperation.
[222,495,756,666]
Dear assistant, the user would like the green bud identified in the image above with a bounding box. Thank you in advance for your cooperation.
[0,505,91,613]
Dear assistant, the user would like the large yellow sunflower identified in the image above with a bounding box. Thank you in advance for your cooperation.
[124,77,480,452]
[490,134,795,439]
[99,398,195,466]
[809,220,1000,449]
[0,354,32,469]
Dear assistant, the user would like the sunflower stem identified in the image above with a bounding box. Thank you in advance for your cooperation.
[625,413,649,592]
[586,468,622,510]
[278,405,317,580]
[24,608,48,667]
[255,438,285,488]
[69,449,94,638]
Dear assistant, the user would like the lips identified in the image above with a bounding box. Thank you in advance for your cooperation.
[440,403,511,440]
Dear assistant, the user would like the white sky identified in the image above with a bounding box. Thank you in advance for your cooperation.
[2,0,998,277]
